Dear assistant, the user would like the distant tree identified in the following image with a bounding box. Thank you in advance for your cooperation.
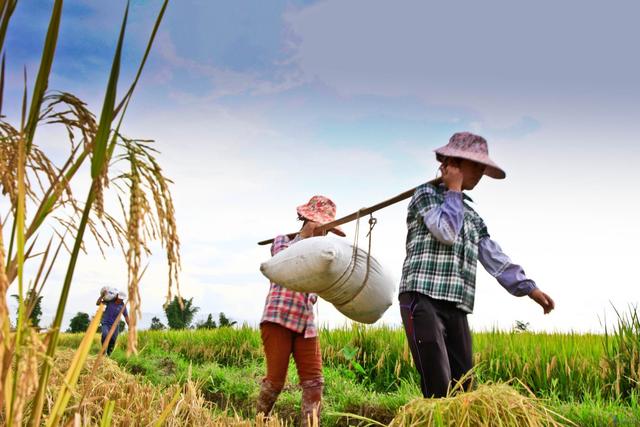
[12,289,43,328]
[67,312,91,333]
[118,320,126,333]
[196,314,217,329]
[218,312,237,328]
[149,316,166,331]
[164,296,199,329]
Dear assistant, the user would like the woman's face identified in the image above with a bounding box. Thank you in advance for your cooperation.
[459,159,486,190]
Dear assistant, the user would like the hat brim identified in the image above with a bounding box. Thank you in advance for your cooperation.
[435,147,506,180]
[296,206,346,237]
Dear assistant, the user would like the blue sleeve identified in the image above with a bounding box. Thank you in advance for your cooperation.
[478,237,537,296]
[417,190,464,246]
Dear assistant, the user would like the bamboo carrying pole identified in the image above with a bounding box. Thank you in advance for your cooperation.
[257,177,441,245]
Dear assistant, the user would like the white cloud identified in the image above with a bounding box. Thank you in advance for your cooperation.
[118,101,640,332]
[10,99,639,333]
[154,31,308,102]
[284,0,640,128]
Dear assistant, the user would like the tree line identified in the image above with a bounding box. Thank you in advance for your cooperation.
[11,293,236,333]
[149,296,237,331]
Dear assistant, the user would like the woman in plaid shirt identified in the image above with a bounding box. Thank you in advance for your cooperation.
[400,132,555,398]
[257,195,345,426]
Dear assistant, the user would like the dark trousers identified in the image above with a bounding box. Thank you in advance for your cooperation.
[399,291,472,398]
[101,323,119,355]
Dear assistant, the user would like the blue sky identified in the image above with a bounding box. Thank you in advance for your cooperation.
[5,0,640,332]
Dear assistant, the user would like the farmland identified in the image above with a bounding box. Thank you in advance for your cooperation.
[57,313,640,426]
[2,2,639,425]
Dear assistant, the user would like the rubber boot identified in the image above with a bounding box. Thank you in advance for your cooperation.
[257,379,282,417]
[300,377,323,427]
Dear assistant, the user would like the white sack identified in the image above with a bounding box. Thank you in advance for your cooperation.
[260,236,395,324]
[100,286,119,302]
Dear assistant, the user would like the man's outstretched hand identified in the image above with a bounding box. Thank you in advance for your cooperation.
[529,289,555,314]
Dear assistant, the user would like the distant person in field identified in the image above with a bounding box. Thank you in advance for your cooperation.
[96,288,129,356]
[257,196,345,426]
[399,132,555,398]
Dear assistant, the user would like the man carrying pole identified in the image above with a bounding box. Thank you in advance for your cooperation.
[257,132,554,399]
[398,131,554,398]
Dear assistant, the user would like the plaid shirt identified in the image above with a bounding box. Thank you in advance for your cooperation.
[261,234,318,338]
[400,183,489,313]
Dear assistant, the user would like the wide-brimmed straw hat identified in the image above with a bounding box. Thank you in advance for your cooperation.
[434,132,506,179]
[296,195,345,237]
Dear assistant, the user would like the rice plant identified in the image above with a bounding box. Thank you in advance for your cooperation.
[602,305,640,400]
[54,321,640,425]
[388,382,571,427]
[46,349,290,426]
[97,317,640,405]
[0,0,183,424]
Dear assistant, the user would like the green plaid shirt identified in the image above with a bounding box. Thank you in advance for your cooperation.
[400,183,489,313]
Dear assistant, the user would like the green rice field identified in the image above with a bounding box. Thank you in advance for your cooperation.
[58,309,640,426]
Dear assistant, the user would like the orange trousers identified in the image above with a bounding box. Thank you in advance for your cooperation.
[260,321,323,388]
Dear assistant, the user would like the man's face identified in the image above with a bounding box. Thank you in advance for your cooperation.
[460,159,486,190]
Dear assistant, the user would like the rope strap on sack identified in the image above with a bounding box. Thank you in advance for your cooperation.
[322,210,378,306]
[348,214,377,302]
[322,209,363,298]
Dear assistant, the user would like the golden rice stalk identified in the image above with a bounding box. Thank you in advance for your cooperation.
[0,122,19,205]
[9,102,30,427]
[153,387,181,427]
[43,92,97,147]
[98,400,115,427]
[6,328,44,426]
[546,356,558,380]
[388,383,573,427]
[47,349,289,426]
[28,92,98,233]
[116,136,181,354]
[45,305,104,427]
[0,121,56,208]
[2,0,174,423]
[0,89,160,288]
[124,152,146,355]
[0,91,117,286]
[0,219,12,417]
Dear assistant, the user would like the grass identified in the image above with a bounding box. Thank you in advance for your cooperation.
[57,323,640,426]
[61,326,610,399]
[603,305,640,400]
[473,330,604,401]
[553,394,640,427]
